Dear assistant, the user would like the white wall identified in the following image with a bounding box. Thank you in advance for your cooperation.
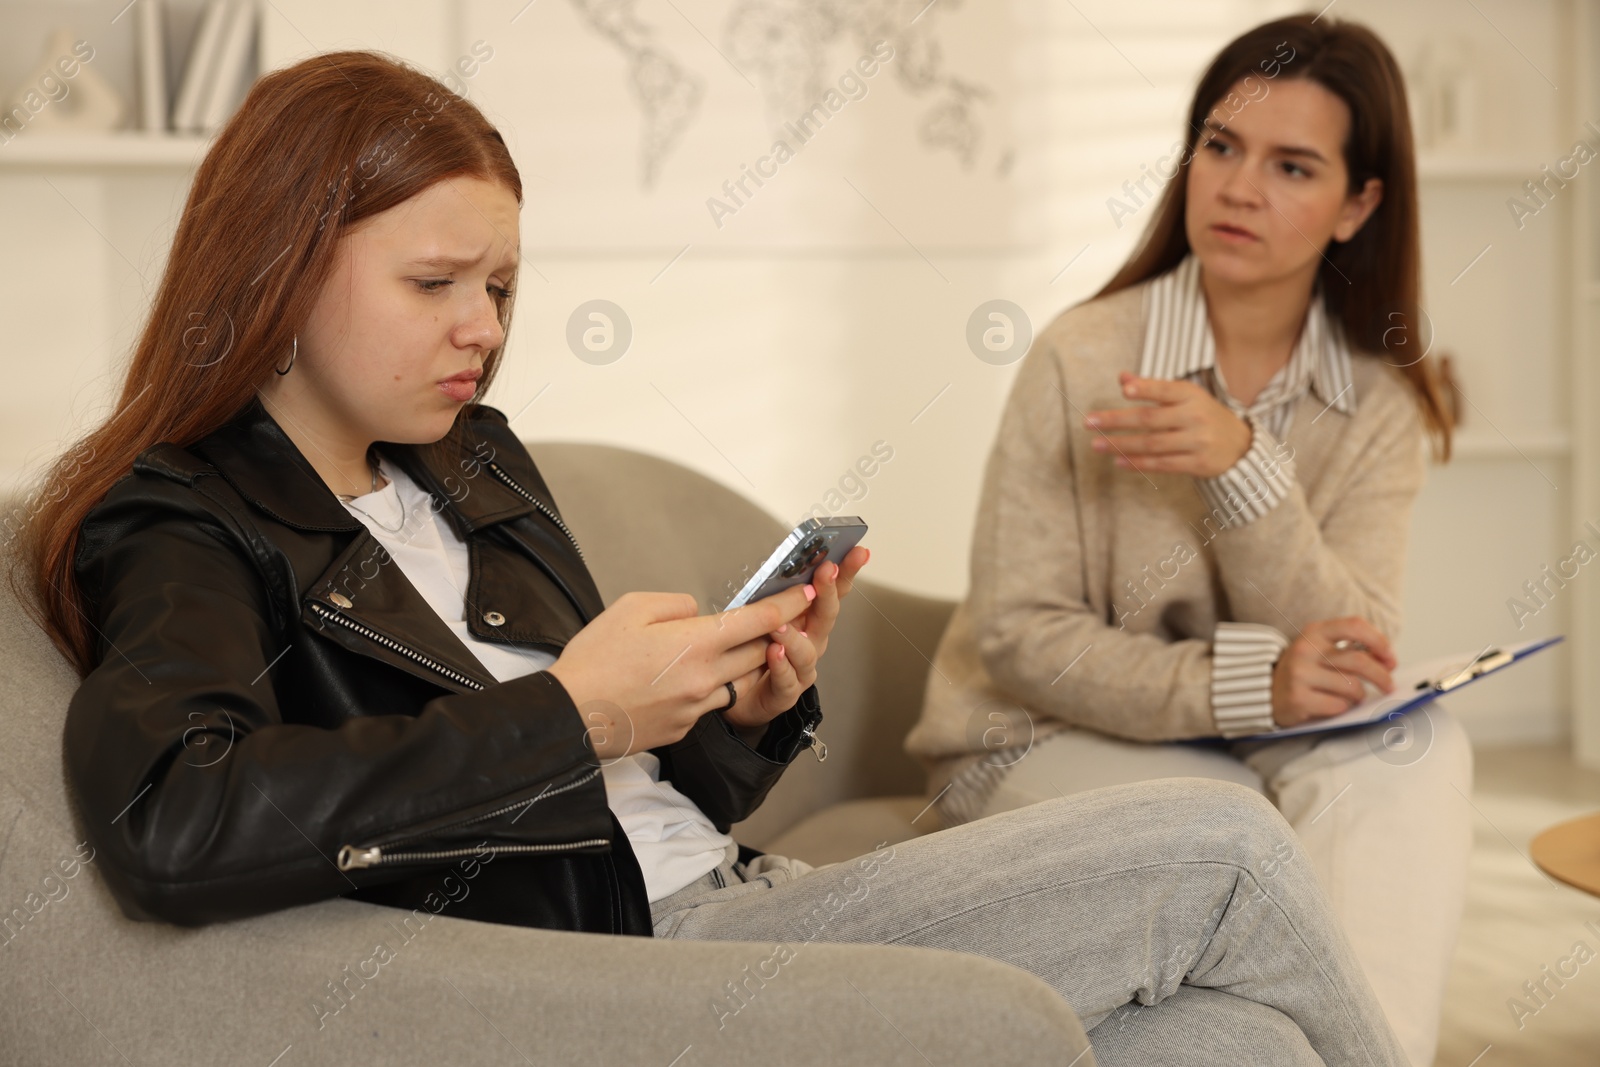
[1338,0,1575,743]
[0,0,1584,744]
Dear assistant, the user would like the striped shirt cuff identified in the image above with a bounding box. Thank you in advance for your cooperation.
[1212,622,1289,738]
[1195,420,1296,529]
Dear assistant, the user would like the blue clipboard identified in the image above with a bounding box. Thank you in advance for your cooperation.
[1256,635,1564,739]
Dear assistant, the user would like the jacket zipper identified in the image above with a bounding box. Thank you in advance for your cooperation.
[307,599,609,870]
[799,724,827,762]
[336,765,606,871]
[338,837,611,870]
[339,771,604,870]
[485,461,586,562]
[309,600,486,691]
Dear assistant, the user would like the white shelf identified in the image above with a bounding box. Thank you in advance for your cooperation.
[0,131,212,170]
[1417,154,1541,182]
[1449,428,1571,459]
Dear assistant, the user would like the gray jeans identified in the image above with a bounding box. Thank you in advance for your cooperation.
[651,778,1407,1067]
[958,711,1473,1067]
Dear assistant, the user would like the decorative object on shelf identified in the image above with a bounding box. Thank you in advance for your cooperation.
[137,0,169,132]
[1409,37,1480,153]
[172,0,258,136]
[1,29,122,138]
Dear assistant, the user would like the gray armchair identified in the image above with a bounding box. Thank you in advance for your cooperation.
[0,441,1094,1065]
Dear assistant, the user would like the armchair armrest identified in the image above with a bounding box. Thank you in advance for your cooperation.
[0,789,1092,1065]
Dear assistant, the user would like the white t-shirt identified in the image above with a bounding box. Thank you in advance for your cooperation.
[337,453,733,902]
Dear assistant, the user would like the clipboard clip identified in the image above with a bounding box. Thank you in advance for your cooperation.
[1426,648,1515,693]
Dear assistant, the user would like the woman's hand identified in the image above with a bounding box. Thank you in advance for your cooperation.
[1270,616,1398,728]
[1083,371,1252,478]
[723,545,870,732]
[546,583,816,760]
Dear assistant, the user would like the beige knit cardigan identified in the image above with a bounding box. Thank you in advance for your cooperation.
[902,279,1429,804]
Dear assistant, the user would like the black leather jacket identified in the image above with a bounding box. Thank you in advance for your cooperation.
[64,394,822,935]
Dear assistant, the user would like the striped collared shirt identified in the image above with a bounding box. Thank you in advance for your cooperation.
[1138,253,1359,738]
[1140,252,1356,462]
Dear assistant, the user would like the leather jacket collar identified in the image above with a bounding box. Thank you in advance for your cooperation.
[198,392,543,535]
[183,393,606,695]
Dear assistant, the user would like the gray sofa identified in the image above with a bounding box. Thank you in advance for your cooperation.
[0,441,1095,1065]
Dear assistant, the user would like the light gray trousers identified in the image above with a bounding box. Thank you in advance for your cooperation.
[652,777,1408,1067]
[962,708,1474,1066]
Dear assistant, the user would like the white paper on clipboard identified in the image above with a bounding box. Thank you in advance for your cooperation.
[1255,635,1564,740]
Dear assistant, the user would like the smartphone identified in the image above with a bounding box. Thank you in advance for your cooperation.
[722,517,868,611]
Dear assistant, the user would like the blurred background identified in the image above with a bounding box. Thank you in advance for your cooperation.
[1,1,1598,1060]
[3,0,1592,750]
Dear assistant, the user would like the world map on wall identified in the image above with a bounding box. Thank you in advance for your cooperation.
[568,0,1007,189]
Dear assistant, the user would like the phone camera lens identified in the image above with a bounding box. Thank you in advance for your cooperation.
[780,536,825,577]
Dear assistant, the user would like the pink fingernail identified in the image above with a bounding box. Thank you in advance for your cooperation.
[776,645,787,659]
[776,624,788,634]
[804,584,817,601]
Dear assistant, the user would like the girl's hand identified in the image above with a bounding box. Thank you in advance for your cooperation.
[547,583,815,760]
[1083,371,1252,478]
[723,546,870,730]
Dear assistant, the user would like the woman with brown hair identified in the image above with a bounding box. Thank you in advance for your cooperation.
[907,14,1469,1066]
[11,47,1413,1065]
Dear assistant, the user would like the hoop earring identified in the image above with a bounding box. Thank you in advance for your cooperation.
[274,334,297,376]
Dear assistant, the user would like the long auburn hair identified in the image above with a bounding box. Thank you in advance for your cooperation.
[1097,14,1453,461]
[6,50,523,678]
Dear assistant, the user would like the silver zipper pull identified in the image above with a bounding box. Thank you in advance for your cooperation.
[801,727,827,762]
[337,845,381,871]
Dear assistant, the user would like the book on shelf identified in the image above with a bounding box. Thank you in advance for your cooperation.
[172,0,257,136]
[198,1,258,134]
[170,0,229,133]
[136,0,167,132]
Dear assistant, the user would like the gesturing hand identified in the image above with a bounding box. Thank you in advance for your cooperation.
[1083,371,1252,478]
[1271,616,1398,728]
[722,545,870,731]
